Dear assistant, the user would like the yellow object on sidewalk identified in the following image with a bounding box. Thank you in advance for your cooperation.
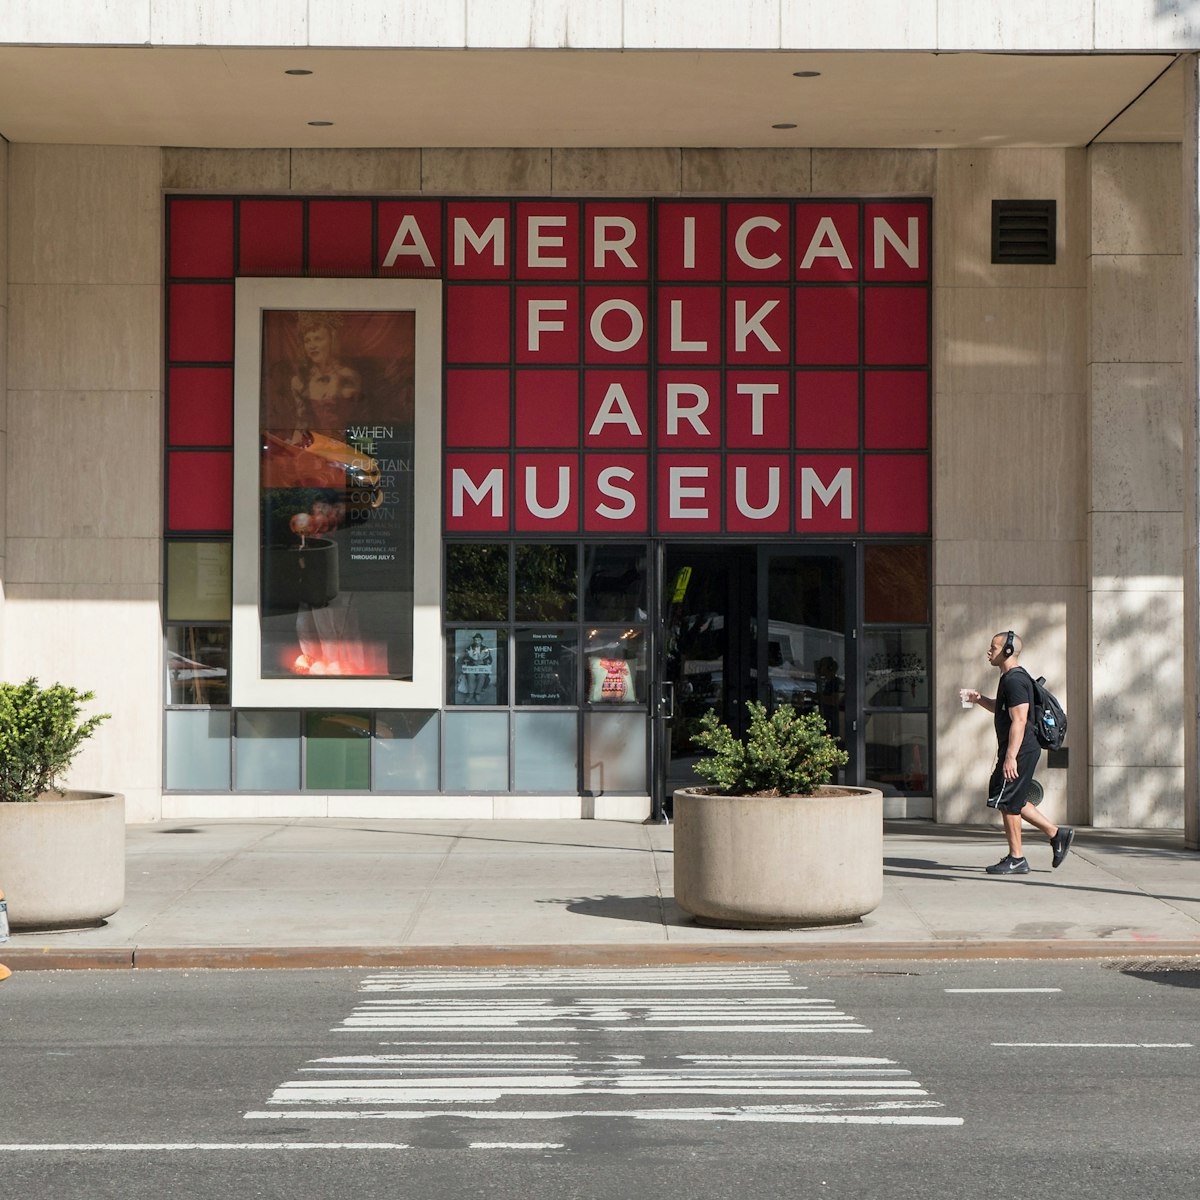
[0,965,12,982]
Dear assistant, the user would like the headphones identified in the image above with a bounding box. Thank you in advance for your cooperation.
[1001,630,1015,660]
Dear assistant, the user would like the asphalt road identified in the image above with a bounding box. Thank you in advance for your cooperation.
[1,959,1197,1199]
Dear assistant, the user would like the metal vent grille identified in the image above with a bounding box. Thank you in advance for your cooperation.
[991,199,1056,265]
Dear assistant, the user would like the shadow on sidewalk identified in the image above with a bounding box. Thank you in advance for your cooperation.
[538,894,686,926]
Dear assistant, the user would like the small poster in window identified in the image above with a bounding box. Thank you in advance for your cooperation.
[588,655,636,703]
[453,630,498,705]
[516,630,575,705]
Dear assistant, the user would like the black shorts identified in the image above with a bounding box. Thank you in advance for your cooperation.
[987,745,1041,814]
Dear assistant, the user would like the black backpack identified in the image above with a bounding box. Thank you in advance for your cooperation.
[1021,668,1068,751]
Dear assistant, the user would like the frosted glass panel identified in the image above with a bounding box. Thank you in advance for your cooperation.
[515,712,578,791]
[584,713,646,792]
[305,712,370,790]
[236,710,301,790]
[166,541,231,621]
[444,711,509,791]
[375,711,440,791]
[165,709,231,790]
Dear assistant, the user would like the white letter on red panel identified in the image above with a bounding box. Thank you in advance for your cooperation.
[589,383,644,437]
[800,466,853,520]
[734,216,782,270]
[595,466,637,519]
[525,464,572,519]
[666,383,711,436]
[453,216,506,267]
[799,216,853,270]
[734,465,781,519]
[528,215,568,268]
[593,217,637,269]
[527,298,568,351]
[590,298,644,353]
[733,381,779,437]
[452,467,505,518]
[735,299,781,353]
[669,466,710,519]
[873,216,920,269]
[670,298,708,352]
[381,214,436,268]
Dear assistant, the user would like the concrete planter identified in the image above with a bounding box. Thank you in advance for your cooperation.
[672,785,884,928]
[0,791,125,930]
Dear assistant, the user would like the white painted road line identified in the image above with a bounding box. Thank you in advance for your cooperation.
[469,1142,564,1150]
[0,1143,412,1152]
[360,968,795,992]
[245,1109,963,1127]
[993,1042,1193,1048]
[944,988,1062,994]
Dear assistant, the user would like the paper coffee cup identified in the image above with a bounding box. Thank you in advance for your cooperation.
[959,688,974,708]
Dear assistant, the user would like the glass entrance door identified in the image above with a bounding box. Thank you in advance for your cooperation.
[655,544,855,813]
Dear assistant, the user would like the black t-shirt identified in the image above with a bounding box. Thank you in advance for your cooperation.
[994,668,1038,752]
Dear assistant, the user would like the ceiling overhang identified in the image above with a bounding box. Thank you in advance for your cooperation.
[0,46,1184,149]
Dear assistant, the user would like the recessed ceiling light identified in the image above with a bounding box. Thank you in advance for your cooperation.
[772,123,798,130]
[792,70,821,78]
[308,120,334,127]
[285,68,313,76]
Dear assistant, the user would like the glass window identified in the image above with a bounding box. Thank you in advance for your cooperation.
[584,627,646,705]
[165,709,231,790]
[166,541,231,621]
[448,629,506,706]
[584,713,647,792]
[166,626,230,705]
[514,712,578,791]
[235,710,301,790]
[514,628,578,705]
[374,711,440,791]
[446,544,509,622]
[444,711,509,791]
[863,629,929,708]
[515,544,577,621]
[583,545,647,621]
[864,712,930,795]
[864,543,929,623]
[305,712,371,790]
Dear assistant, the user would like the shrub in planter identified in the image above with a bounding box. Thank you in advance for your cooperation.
[674,702,880,928]
[690,701,848,796]
[0,678,110,804]
[0,678,120,931]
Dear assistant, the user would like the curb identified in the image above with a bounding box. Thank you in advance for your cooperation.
[4,939,1200,972]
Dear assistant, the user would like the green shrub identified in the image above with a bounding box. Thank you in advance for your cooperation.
[690,701,849,796]
[0,678,110,803]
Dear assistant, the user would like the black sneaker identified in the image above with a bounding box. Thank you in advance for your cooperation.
[985,855,1030,875]
[1051,826,1075,869]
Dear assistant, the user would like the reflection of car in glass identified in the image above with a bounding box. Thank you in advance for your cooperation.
[261,431,383,505]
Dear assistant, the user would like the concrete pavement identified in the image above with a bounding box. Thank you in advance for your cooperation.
[2,818,1199,970]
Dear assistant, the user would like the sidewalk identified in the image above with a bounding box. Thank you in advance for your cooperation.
[3,818,1199,970]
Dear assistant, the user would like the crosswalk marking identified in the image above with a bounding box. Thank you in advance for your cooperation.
[246,967,960,1132]
[358,967,795,992]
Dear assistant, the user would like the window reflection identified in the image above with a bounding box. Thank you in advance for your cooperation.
[446,544,509,622]
[167,626,230,705]
[516,544,577,621]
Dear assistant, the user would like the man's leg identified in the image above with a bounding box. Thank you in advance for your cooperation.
[1002,809,1024,858]
[1019,802,1058,842]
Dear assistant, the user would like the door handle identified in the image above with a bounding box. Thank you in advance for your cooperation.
[661,680,675,721]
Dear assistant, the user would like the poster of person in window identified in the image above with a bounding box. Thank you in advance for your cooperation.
[259,309,415,679]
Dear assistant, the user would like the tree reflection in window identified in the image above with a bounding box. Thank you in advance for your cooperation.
[446,544,509,622]
[516,544,577,622]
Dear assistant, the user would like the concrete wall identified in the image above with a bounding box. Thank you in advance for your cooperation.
[3,144,164,822]
[1088,143,1186,826]
[1,137,7,673]
[931,149,1090,827]
[1,1,1196,52]
[3,141,1183,827]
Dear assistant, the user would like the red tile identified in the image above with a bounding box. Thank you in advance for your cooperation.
[725,455,791,533]
[795,371,859,449]
[865,287,928,365]
[864,455,929,533]
[865,371,928,449]
[168,451,233,531]
[308,200,373,275]
[168,368,233,446]
[379,201,442,276]
[445,370,511,447]
[516,371,579,447]
[169,284,234,362]
[169,199,234,278]
[239,199,304,275]
[446,286,511,364]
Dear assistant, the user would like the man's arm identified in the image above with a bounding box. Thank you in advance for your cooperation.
[963,689,995,714]
[1003,703,1029,780]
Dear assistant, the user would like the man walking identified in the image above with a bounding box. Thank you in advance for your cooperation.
[961,631,1074,875]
